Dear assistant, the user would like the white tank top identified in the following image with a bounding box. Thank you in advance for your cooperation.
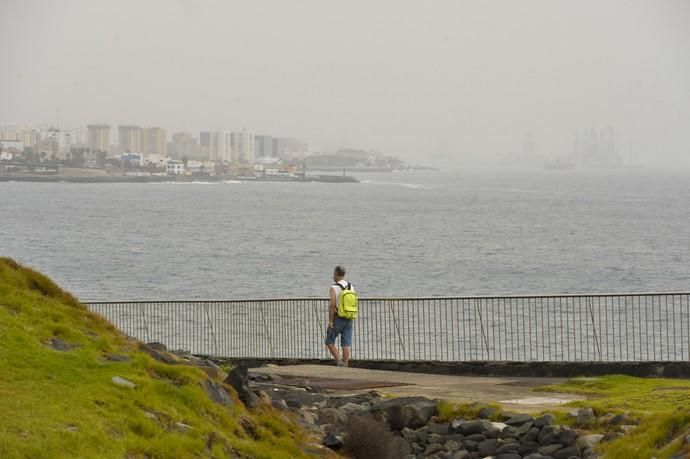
[331,280,355,308]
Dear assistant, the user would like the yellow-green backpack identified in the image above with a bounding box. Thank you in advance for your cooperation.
[335,282,358,320]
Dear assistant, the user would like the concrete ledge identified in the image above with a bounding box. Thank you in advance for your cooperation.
[201,357,690,378]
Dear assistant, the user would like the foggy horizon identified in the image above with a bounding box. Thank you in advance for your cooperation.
[2,0,689,166]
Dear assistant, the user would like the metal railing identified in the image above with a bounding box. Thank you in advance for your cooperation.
[87,293,690,362]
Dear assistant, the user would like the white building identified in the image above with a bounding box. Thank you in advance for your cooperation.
[166,160,185,175]
[210,131,232,163]
[231,129,255,163]
[0,139,24,151]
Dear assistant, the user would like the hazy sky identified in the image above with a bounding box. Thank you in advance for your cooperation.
[1,0,689,163]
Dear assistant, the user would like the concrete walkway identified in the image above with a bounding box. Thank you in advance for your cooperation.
[250,364,584,413]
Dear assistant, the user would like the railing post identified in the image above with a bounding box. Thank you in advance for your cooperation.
[203,303,219,356]
[474,299,491,360]
[389,300,406,358]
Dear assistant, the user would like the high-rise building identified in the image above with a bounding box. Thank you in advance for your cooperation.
[171,132,198,158]
[210,131,232,163]
[87,124,111,153]
[231,129,255,163]
[142,127,167,155]
[254,135,275,158]
[118,125,142,153]
[47,129,75,158]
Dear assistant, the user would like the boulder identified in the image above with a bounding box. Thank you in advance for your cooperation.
[224,366,259,408]
[401,427,417,443]
[496,454,522,459]
[445,440,462,452]
[523,427,540,443]
[428,421,451,435]
[537,443,563,456]
[316,407,348,426]
[139,343,179,364]
[537,425,562,445]
[111,376,136,389]
[451,450,470,459]
[322,433,343,450]
[575,408,596,428]
[577,434,604,450]
[534,413,555,428]
[505,413,534,426]
[104,354,130,362]
[464,433,487,443]
[369,396,438,431]
[477,438,498,456]
[602,432,624,443]
[454,419,494,436]
[47,337,80,352]
[272,399,288,410]
[424,443,445,455]
[461,439,478,451]
[201,379,233,406]
[559,428,578,447]
[415,426,429,444]
[554,446,579,459]
[496,442,520,454]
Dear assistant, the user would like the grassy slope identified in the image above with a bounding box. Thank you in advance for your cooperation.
[539,375,690,459]
[0,258,316,459]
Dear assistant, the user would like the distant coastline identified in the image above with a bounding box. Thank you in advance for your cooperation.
[0,173,360,184]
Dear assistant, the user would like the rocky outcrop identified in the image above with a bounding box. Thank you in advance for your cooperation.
[243,370,634,459]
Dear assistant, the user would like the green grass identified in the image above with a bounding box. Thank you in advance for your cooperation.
[0,257,319,458]
[538,375,690,459]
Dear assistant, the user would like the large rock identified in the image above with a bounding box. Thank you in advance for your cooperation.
[322,433,343,450]
[454,419,495,435]
[534,413,555,428]
[201,379,233,406]
[428,421,451,435]
[369,396,437,431]
[47,337,80,352]
[139,342,179,365]
[505,413,534,426]
[111,376,136,389]
[316,407,348,426]
[577,434,604,450]
[537,425,562,445]
[224,365,259,408]
[478,438,498,456]
[559,427,578,447]
[537,443,563,456]
[575,407,596,427]
[554,446,579,459]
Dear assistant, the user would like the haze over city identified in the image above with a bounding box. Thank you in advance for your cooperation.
[1,0,689,166]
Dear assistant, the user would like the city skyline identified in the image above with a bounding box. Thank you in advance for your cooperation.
[2,1,689,166]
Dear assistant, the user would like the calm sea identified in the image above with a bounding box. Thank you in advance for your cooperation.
[1,168,689,301]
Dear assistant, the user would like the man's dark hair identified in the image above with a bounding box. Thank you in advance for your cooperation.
[334,266,346,277]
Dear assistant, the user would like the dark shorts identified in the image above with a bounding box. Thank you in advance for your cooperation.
[325,316,353,347]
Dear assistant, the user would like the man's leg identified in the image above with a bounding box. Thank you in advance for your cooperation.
[326,343,340,363]
[342,347,350,367]
[341,320,353,367]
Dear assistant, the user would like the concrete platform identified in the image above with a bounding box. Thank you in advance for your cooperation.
[250,364,585,412]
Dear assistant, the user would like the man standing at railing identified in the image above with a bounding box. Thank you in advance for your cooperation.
[325,265,355,367]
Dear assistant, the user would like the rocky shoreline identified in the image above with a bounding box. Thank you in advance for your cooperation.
[244,370,637,459]
[138,343,636,459]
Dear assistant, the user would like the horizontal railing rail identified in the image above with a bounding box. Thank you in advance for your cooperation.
[87,293,690,363]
